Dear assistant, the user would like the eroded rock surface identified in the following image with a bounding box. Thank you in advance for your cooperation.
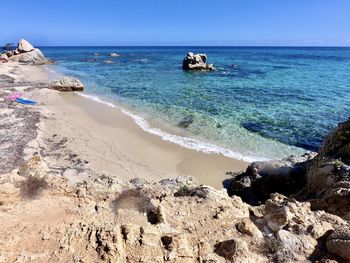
[49,77,84,92]
[229,117,350,221]
[0,156,348,262]
[182,52,215,71]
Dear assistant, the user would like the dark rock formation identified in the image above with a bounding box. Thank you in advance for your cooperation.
[304,118,350,219]
[228,153,316,205]
[182,52,215,71]
[227,117,350,220]
[2,43,15,51]
[177,115,194,128]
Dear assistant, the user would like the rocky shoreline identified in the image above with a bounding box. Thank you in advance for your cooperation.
[0,40,350,262]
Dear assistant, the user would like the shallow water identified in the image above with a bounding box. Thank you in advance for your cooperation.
[42,46,350,161]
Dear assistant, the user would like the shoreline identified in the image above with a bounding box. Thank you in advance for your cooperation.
[77,91,271,163]
[0,61,248,189]
[39,90,248,189]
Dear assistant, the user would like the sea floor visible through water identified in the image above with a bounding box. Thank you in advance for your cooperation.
[42,46,350,161]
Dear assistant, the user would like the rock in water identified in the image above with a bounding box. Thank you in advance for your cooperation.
[49,77,84,92]
[182,52,215,71]
[2,43,15,51]
[17,39,34,53]
[109,52,120,57]
[177,115,194,128]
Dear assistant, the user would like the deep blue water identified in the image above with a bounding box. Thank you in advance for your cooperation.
[41,46,350,160]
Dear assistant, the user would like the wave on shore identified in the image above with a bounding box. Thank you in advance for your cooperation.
[77,92,270,162]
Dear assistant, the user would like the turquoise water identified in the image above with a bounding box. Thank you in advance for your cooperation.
[42,47,350,161]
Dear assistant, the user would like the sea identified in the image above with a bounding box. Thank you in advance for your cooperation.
[41,46,350,162]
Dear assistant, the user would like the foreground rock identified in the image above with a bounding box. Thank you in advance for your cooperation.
[0,156,348,262]
[1,39,51,65]
[229,117,350,220]
[182,52,215,71]
[49,77,84,92]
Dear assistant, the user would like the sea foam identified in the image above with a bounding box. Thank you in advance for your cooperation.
[76,92,270,163]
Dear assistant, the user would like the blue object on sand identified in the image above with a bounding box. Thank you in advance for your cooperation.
[15,98,37,105]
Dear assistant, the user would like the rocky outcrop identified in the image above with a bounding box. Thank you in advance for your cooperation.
[9,48,48,65]
[0,156,348,262]
[182,52,215,71]
[17,39,34,52]
[326,227,350,261]
[3,39,51,65]
[49,77,84,92]
[306,117,350,194]
[229,153,316,205]
[228,117,350,221]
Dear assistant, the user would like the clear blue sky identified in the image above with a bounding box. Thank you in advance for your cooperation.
[1,0,350,46]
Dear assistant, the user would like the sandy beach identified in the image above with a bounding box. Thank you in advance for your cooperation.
[1,62,247,189]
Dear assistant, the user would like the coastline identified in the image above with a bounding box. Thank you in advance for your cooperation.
[37,89,248,189]
[2,41,350,263]
[1,61,248,189]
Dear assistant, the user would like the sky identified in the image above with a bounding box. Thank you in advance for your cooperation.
[1,0,350,46]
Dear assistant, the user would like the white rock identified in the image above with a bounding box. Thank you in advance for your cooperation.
[18,39,34,52]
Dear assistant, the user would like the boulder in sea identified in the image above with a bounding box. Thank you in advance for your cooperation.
[49,77,84,92]
[17,39,34,53]
[182,52,215,71]
[109,52,120,57]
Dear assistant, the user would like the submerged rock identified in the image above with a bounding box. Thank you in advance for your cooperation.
[177,115,194,128]
[49,77,84,92]
[182,52,215,71]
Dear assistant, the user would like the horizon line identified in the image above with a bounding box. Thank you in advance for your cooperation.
[33,45,350,48]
